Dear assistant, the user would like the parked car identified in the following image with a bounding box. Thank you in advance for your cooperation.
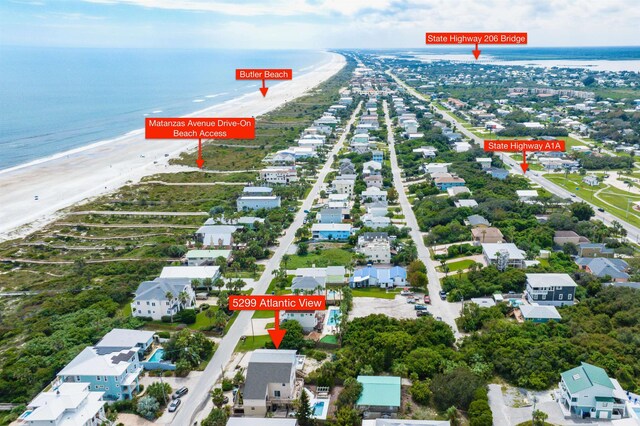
[597,207,605,212]
[416,310,431,317]
[400,289,413,296]
[414,304,427,311]
[172,387,188,399]
[439,291,447,300]
[423,295,431,304]
[407,296,416,304]
[168,399,181,412]
[436,316,443,322]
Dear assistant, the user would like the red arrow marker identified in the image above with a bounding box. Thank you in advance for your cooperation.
[259,79,269,97]
[196,138,204,169]
[472,43,481,60]
[268,310,286,349]
[520,149,529,173]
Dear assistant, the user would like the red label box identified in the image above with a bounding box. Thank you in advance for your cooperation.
[229,295,325,311]
[145,117,255,139]
[484,139,565,152]
[235,69,293,80]
[425,32,527,45]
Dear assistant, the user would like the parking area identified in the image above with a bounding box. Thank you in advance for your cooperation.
[139,371,204,424]
[349,294,426,320]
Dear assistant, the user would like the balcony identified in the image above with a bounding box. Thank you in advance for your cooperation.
[269,379,304,405]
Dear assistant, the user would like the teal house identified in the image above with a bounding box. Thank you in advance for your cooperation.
[356,375,401,417]
[558,362,628,420]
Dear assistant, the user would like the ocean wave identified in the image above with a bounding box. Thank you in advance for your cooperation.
[193,99,205,103]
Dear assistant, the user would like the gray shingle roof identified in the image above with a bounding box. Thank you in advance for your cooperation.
[243,350,296,400]
[133,278,191,302]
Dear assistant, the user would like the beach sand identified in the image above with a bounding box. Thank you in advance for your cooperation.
[0,52,346,242]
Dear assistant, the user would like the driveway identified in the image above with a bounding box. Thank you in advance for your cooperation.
[350,295,422,320]
[140,371,204,424]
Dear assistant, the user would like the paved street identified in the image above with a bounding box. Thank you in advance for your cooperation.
[168,101,362,425]
[390,70,640,244]
[383,100,461,338]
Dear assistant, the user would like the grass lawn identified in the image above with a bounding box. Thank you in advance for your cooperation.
[286,248,353,269]
[253,310,275,319]
[264,322,275,329]
[235,334,272,352]
[117,302,132,318]
[443,259,475,272]
[319,335,338,344]
[188,309,215,330]
[351,287,400,299]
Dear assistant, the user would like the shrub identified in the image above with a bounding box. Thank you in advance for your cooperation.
[409,380,432,405]
[161,315,172,323]
[221,378,233,391]
[156,331,170,339]
[177,309,197,324]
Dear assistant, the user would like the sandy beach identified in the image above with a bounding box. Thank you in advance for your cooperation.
[0,51,346,242]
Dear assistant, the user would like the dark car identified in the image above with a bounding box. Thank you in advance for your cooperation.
[439,291,447,300]
[416,310,431,317]
[168,399,181,412]
[172,386,188,400]
[597,208,605,212]
[414,304,427,311]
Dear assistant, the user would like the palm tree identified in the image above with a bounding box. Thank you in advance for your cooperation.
[213,278,224,295]
[190,279,200,293]
[178,291,189,309]
[165,292,175,322]
[445,406,459,426]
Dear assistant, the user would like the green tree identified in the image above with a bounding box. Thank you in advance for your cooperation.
[146,382,172,407]
[430,367,483,411]
[211,388,225,409]
[278,320,305,350]
[297,242,309,256]
[334,407,361,426]
[296,387,315,426]
[201,408,228,426]
[409,379,432,405]
[446,406,459,426]
[336,377,363,409]
[533,409,549,426]
[570,202,594,221]
[136,395,159,420]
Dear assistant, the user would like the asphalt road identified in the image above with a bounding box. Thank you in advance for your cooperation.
[390,70,640,243]
[383,100,462,338]
[168,101,362,426]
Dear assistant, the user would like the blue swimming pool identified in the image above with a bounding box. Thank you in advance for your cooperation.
[633,407,640,416]
[312,401,325,416]
[327,308,341,326]
[148,348,165,362]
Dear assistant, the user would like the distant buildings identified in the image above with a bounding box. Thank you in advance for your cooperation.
[576,257,629,282]
[526,273,577,306]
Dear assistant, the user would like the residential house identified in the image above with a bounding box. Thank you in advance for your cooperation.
[265,152,296,165]
[453,141,471,152]
[351,266,407,288]
[311,223,352,240]
[482,243,526,269]
[290,276,326,294]
[159,265,221,282]
[237,196,281,211]
[423,163,450,175]
[339,159,356,175]
[447,186,471,197]
[579,243,615,258]
[362,214,391,229]
[554,231,588,246]
[465,214,490,227]
[280,311,320,333]
[227,419,297,426]
[413,146,437,158]
[362,161,382,176]
[55,346,142,401]
[364,174,383,189]
[454,199,479,208]
[558,362,627,420]
[21,383,107,426]
[277,147,316,159]
[131,278,196,321]
[367,205,388,217]
[327,193,350,209]
[363,420,449,426]
[293,266,346,285]
[434,176,466,190]
[575,257,629,282]
[516,190,539,203]
[235,217,266,229]
[356,376,401,417]
[95,329,154,360]
[583,175,600,186]
[333,179,355,196]
[487,167,509,180]
[372,150,384,163]
[317,207,344,224]
[186,249,232,266]
[471,227,504,244]
[361,187,388,203]
[260,166,298,184]
[476,158,492,170]
[195,225,238,248]
[357,232,391,264]
[520,305,562,323]
[239,350,302,416]
[525,273,577,306]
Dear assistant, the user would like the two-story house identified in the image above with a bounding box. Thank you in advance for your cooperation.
[236,195,281,211]
[311,223,352,240]
[357,232,391,264]
[131,277,196,320]
[525,273,577,306]
[558,362,627,420]
[21,383,107,426]
[259,166,298,184]
[239,350,303,416]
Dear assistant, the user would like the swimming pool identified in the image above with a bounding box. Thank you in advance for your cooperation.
[148,348,165,362]
[327,308,341,326]
[312,401,325,416]
[633,407,640,417]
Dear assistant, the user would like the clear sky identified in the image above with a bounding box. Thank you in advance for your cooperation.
[1,0,639,49]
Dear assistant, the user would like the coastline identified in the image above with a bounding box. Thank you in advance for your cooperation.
[0,51,346,242]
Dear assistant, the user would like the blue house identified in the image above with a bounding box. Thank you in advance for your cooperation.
[434,176,466,190]
[486,167,509,180]
[371,150,384,164]
[311,223,352,240]
[350,265,407,288]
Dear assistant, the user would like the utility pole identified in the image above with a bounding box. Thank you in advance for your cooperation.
[531,395,538,426]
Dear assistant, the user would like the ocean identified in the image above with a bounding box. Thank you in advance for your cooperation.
[0,47,328,170]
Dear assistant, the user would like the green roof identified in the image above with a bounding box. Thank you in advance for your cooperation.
[186,250,231,258]
[356,376,401,407]
[561,362,614,394]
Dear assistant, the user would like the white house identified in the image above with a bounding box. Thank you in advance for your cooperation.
[333,179,355,196]
[482,243,526,269]
[280,311,319,332]
[516,190,539,203]
[357,232,391,264]
[21,383,107,426]
[423,163,450,175]
[259,166,298,184]
[237,196,281,211]
[240,350,301,417]
[362,214,392,229]
[159,265,221,281]
[361,187,387,202]
[131,278,196,321]
[195,224,238,248]
[362,161,382,176]
[185,249,232,266]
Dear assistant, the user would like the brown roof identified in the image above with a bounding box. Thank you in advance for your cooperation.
[554,230,579,238]
[471,227,503,238]
[434,176,465,184]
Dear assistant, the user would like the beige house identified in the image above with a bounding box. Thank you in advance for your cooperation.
[471,227,504,244]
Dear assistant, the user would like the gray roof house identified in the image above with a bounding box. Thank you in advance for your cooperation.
[465,214,490,227]
[291,276,326,294]
[576,257,629,282]
[526,273,577,306]
[131,278,196,321]
[239,350,302,417]
[95,329,155,358]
